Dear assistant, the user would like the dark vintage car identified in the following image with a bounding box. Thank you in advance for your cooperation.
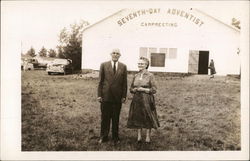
[31,58,47,69]
[46,59,73,75]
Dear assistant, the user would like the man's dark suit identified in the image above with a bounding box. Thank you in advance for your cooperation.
[98,61,127,141]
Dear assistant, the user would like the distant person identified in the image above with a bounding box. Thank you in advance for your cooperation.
[127,57,160,144]
[208,59,216,78]
[23,59,29,71]
[97,48,127,145]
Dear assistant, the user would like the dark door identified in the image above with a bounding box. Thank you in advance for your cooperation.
[198,51,209,74]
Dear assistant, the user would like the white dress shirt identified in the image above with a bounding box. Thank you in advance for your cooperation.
[111,61,118,71]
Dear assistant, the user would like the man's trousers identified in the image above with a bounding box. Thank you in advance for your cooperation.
[100,102,122,141]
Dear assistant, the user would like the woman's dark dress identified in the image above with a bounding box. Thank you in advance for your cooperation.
[209,61,216,75]
[127,71,160,129]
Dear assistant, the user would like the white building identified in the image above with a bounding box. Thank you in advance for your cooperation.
[82,8,240,75]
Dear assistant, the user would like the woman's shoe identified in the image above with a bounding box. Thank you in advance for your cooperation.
[145,138,151,144]
[137,139,142,144]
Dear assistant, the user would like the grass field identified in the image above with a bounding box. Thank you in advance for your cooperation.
[21,70,240,151]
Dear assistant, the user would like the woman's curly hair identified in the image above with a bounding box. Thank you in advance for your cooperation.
[139,57,150,69]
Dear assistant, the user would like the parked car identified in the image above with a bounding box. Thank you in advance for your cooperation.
[46,59,73,75]
[21,59,34,70]
[31,58,47,69]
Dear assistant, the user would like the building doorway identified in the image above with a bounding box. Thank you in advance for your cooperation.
[188,50,209,74]
[198,51,209,74]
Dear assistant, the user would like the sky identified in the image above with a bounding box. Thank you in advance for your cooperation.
[2,1,248,54]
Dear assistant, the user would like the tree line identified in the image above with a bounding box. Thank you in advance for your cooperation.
[23,20,89,71]
[24,47,57,58]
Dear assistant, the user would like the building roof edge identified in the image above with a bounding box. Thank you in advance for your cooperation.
[192,8,240,33]
[82,9,126,32]
[82,8,240,33]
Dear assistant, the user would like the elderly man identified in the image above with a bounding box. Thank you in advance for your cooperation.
[97,49,127,145]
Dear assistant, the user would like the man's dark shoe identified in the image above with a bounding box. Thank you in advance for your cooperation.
[113,138,120,145]
[98,137,109,144]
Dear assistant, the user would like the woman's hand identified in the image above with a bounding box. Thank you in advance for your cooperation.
[137,87,150,93]
[144,88,151,93]
[137,87,144,92]
[132,88,138,92]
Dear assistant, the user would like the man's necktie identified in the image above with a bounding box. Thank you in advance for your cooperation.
[113,62,116,74]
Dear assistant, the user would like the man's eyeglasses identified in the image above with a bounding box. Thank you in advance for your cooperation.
[112,52,120,55]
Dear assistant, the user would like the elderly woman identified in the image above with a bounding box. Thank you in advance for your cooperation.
[208,59,216,78]
[127,57,160,143]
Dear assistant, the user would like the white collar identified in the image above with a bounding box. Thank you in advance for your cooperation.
[111,61,118,68]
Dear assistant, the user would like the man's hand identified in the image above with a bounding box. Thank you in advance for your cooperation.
[97,97,103,103]
[121,98,126,103]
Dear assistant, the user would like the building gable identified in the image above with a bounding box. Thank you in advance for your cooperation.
[83,8,240,34]
[82,8,240,75]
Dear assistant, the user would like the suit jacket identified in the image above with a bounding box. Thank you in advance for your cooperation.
[98,61,127,103]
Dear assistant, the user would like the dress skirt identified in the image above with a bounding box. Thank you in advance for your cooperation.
[210,67,216,75]
[127,92,160,129]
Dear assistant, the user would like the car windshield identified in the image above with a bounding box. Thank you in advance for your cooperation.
[53,59,69,65]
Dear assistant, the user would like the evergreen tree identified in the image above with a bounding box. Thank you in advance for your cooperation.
[57,46,66,58]
[38,46,47,57]
[26,47,36,57]
[57,20,89,71]
[48,49,57,57]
